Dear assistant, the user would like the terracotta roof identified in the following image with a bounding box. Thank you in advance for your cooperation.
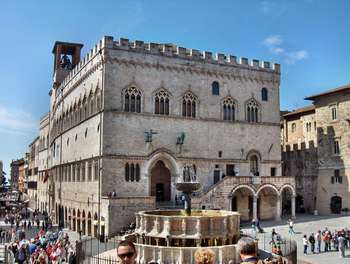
[305,83,350,100]
[283,105,315,117]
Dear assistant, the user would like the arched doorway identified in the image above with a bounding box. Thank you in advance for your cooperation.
[231,186,255,221]
[150,160,171,202]
[330,196,342,214]
[257,185,279,220]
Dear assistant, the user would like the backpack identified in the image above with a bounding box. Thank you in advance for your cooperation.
[18,247,27,261]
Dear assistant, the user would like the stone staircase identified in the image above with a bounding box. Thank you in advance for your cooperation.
[192,175,295,210]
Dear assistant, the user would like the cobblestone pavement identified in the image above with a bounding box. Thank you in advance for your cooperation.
[242,214,350,264]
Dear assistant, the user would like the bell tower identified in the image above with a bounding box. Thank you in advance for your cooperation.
[52,41,83,86]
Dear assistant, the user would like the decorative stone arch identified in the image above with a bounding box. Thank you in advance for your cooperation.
[244,97,261,122]
[279,184,296,196]
[246,150,262,176]
[152,87,172,115]
[245,149,262,161]
[143,149,181,177]
[256,184,279,196]
[229,184,256,197]
[143,149,180,202]
[280,184,296,218]
[121,83,143,112]
[229,185,256,221]
[221,96,238,121]
[179,89,199,118]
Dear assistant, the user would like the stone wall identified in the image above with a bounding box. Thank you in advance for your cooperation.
[314,90,350,214]
[281,108,318,213]
[101,196,155,236]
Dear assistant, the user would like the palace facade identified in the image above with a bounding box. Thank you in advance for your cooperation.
[32,36,295,236]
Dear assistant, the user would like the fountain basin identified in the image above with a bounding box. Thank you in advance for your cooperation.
[176,182,201,193]
[135,210,240,240]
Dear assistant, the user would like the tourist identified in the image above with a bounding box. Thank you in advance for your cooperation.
[237,237,258,264]
[256,218,263,233]
[308,233,315,254]
[322,231,330,252]
[287,219,295,235]
[302,235,308,254]
[338,234,346,258]
[270,228,277,244]
[315,230,321,253]
[117,240,137,264]
[194,248,215,264]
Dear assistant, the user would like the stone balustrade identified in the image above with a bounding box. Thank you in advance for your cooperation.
[135,210,240,241]
[135,243,238,264]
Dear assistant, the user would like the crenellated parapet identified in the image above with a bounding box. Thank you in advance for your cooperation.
[55,36,280,98]
[110,37,280,73]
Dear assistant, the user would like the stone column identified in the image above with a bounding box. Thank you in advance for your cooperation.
[275,194,281,221]
[291,195,296,219]
[209,218,214,236]
[182,218,187,236]
[253,195,258,220]
[228,195,232,211]
[196,218,201,236]
[222,217,227,235]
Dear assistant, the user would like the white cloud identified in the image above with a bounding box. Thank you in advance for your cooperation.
[262,35,308,65]
[285,50,308,64]
[0,105,37,134]
[263,35,283,47]
[271,47,285,54]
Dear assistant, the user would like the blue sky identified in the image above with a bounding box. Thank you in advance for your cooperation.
[0,0,349,175]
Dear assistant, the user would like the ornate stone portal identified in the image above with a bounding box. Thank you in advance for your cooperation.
[132,165,241,263]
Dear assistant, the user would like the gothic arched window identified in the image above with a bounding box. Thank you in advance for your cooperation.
[212,81,220,95]
[124,86,141,113]
[182,91,197,118]
[246,99,260,123]
[223,97,236,121]
[154,89,170,115]
[261,87,268,101]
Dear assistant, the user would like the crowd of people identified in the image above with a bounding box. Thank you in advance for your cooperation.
[6,228,76,264]
[302,228,350,258]
[0,207,77,264]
